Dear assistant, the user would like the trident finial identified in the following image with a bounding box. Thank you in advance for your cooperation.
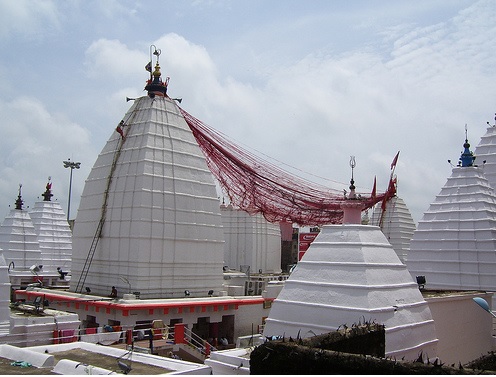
[348,156,356,198]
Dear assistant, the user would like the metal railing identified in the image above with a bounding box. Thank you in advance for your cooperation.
[182,326,215,358]
[0,322,220,360]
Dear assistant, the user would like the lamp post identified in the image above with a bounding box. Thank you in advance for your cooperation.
[63,159,81,222]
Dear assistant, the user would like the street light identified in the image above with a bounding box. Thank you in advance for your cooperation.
[63,158,81,222]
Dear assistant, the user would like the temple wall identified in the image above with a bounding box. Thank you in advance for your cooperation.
[425,291,494,365]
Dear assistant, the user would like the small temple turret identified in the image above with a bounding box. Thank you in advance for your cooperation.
[0,186,42,271]
[407,127,496,291]
[262,154,438,360]
[30,179,73,274]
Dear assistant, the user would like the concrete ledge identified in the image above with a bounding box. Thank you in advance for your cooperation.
[52,359,114,375]
[0,343,54,368]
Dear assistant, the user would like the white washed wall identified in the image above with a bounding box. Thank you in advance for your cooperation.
[426,292,494,365]
[221,205,281,274]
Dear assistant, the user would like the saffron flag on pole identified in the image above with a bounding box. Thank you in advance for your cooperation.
[145,61,152,72]
[390,151,400,170]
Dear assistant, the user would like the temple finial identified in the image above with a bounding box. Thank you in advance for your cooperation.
[459,125,476,167]
[348,156,356,199]
[42,176,53,202]
[15,184,23,210]
[145,45,168,97]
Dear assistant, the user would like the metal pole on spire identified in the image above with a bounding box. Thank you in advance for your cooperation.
[350,156,356,180]
[149,44,161,80]
[348,156,356,199]
[149,44,156,81]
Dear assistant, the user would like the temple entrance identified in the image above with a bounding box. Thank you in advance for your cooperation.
[220,314,235,345]
[192,317,209,339]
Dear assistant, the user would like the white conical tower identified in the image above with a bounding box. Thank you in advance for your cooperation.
[407,133,496,290]
[370,196,416,263]
[474,116,496,189]
[71,50,225,298]
[29,179,72,273]
[263,160,438,361]
[220,203,282,274]
[0,185,42,270]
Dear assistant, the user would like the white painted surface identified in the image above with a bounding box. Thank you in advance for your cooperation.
[426,291,494,365]
[25,341,212,374]
[0,209,42,269]
[474,125,496,190]
[406,166,496,290]
[0,344,54,368]
[71,96,224,298]
[30,199,72,273]
[263,224,438,361]
[205,347,251,375]
[370,196,416,263]
[221,204,281,274]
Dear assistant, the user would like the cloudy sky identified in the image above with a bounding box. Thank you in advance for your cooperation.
[1,0,495,224]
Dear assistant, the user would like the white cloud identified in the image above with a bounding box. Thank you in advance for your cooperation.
[0,0,59,40]
[1,1,496,226]
[85,39,147,80]
[0,97,94,219]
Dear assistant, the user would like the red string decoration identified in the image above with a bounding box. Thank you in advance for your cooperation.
[180,107,392,226]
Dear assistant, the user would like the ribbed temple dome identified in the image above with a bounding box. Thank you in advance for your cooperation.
[263,224,438,361]
[220,204,282,274]
[370,196,416,263]
[70,96,225,298]
[0,208,42,270]
[30,192,72,273]
[406,165,496,290]
[474,124,496,189]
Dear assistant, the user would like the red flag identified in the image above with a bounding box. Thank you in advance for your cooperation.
[388,177,397,197]
[390,151,400,170]
[381,177,397,211]
[371,176,376,199]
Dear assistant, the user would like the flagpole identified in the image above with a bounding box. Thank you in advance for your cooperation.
[149,44,155,81]
[379,151,400,228]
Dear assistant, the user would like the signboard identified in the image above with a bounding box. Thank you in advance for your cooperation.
[298,232,319,260]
